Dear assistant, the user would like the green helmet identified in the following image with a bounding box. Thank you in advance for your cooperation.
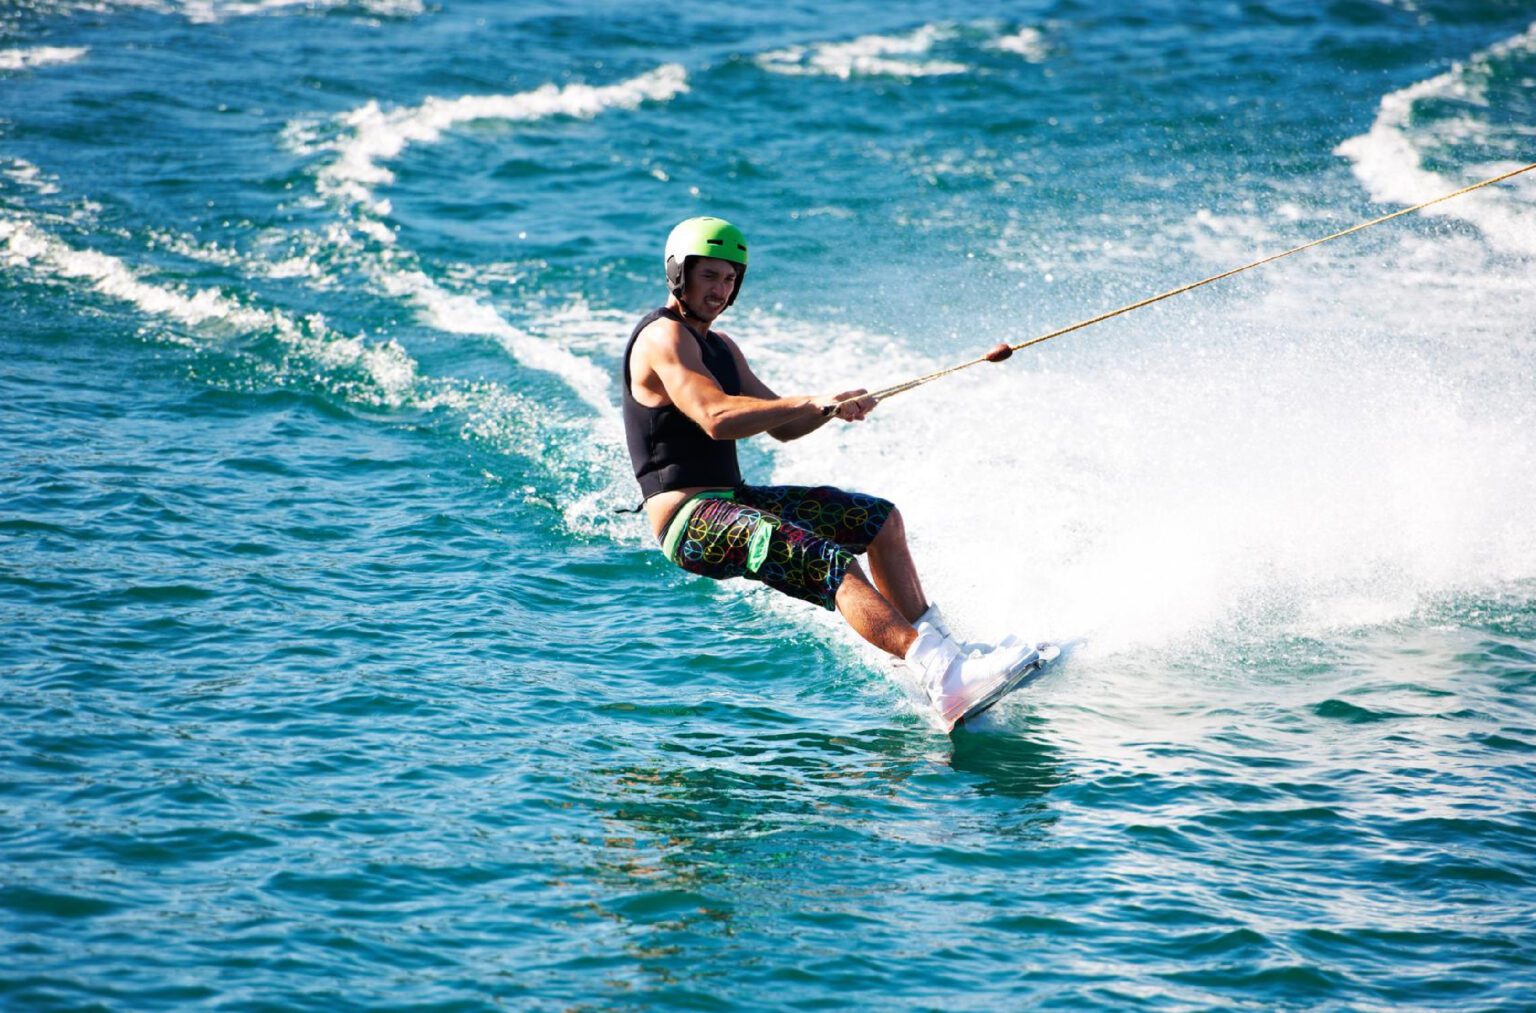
[665,216,748,307]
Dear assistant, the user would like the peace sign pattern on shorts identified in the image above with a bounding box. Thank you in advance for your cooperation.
[669,485,894,611]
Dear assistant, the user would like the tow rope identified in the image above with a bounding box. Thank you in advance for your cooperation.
[827,160,1536,415]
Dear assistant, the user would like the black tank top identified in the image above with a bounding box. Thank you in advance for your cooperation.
[622,307,744,499]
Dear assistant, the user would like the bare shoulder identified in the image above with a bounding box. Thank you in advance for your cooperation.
[634,314,693,364]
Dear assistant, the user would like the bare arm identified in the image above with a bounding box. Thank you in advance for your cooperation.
[721,334,873,442]
[636,319,845,441]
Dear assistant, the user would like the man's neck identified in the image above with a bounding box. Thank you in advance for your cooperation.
[666,296,717,337]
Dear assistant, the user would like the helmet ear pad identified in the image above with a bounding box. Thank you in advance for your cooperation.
[669,254,747,308]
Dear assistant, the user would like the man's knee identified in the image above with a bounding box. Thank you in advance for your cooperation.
[872,505,905,549]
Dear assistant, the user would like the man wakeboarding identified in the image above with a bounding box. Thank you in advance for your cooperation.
[622,216,1040,728]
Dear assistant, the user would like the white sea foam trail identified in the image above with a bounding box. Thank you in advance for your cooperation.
[179,0,422,22]
[160,0,424,23]
[0,1,419,23]
[372,266,618,418]
[3,158,62,196]
[314,65,688,213]
[293,66,689,418]
[0,214,418,405]
[757,24,968,79]
[1335,21,1536,256]
[0,47,89,71]
[1,216,267,332]
[987,27,1048,62]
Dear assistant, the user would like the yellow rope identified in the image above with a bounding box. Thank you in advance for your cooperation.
[845,160,1536,410]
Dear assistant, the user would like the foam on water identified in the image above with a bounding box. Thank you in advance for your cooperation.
[757,24,969,80]
[372,263,618,419]
[177,0,422,22]
[1335,20,1536,256]
[142,224,329,282]
[312,65,689,212]
[1,158,61,196]
[5,51,647,519]
[2,216,268,334]
[987,26,1049,63]
[0,46,89,71]
[16,0,423,22]
[1,213,416,402]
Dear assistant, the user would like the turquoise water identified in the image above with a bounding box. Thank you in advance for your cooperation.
[4,0,1536,1007]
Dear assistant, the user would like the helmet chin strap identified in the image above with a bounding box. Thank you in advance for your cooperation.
[674,285,724,327]
[674,292,709,322]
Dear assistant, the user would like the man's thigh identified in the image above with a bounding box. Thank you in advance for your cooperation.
[670,494,854,611]
[733,484,893,554]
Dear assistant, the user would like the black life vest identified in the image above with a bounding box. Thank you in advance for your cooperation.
[621,307,744,499]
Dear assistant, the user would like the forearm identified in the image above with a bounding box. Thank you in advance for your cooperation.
[767,410,831,441]
[702,394,823,441]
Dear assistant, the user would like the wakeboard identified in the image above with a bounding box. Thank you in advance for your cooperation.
[944,637,1081,732]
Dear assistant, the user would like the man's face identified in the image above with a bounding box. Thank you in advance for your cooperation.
[684,256,739,320]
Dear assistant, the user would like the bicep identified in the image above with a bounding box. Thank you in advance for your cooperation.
[646,330,731,426]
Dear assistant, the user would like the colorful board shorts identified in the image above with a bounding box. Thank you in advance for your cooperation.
[660,485,895,611]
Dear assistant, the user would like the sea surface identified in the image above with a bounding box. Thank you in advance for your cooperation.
[4,1,1536,1008]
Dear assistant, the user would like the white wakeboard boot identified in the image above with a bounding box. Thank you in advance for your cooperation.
[912,602,1005,656]
[905,623,1041,731]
